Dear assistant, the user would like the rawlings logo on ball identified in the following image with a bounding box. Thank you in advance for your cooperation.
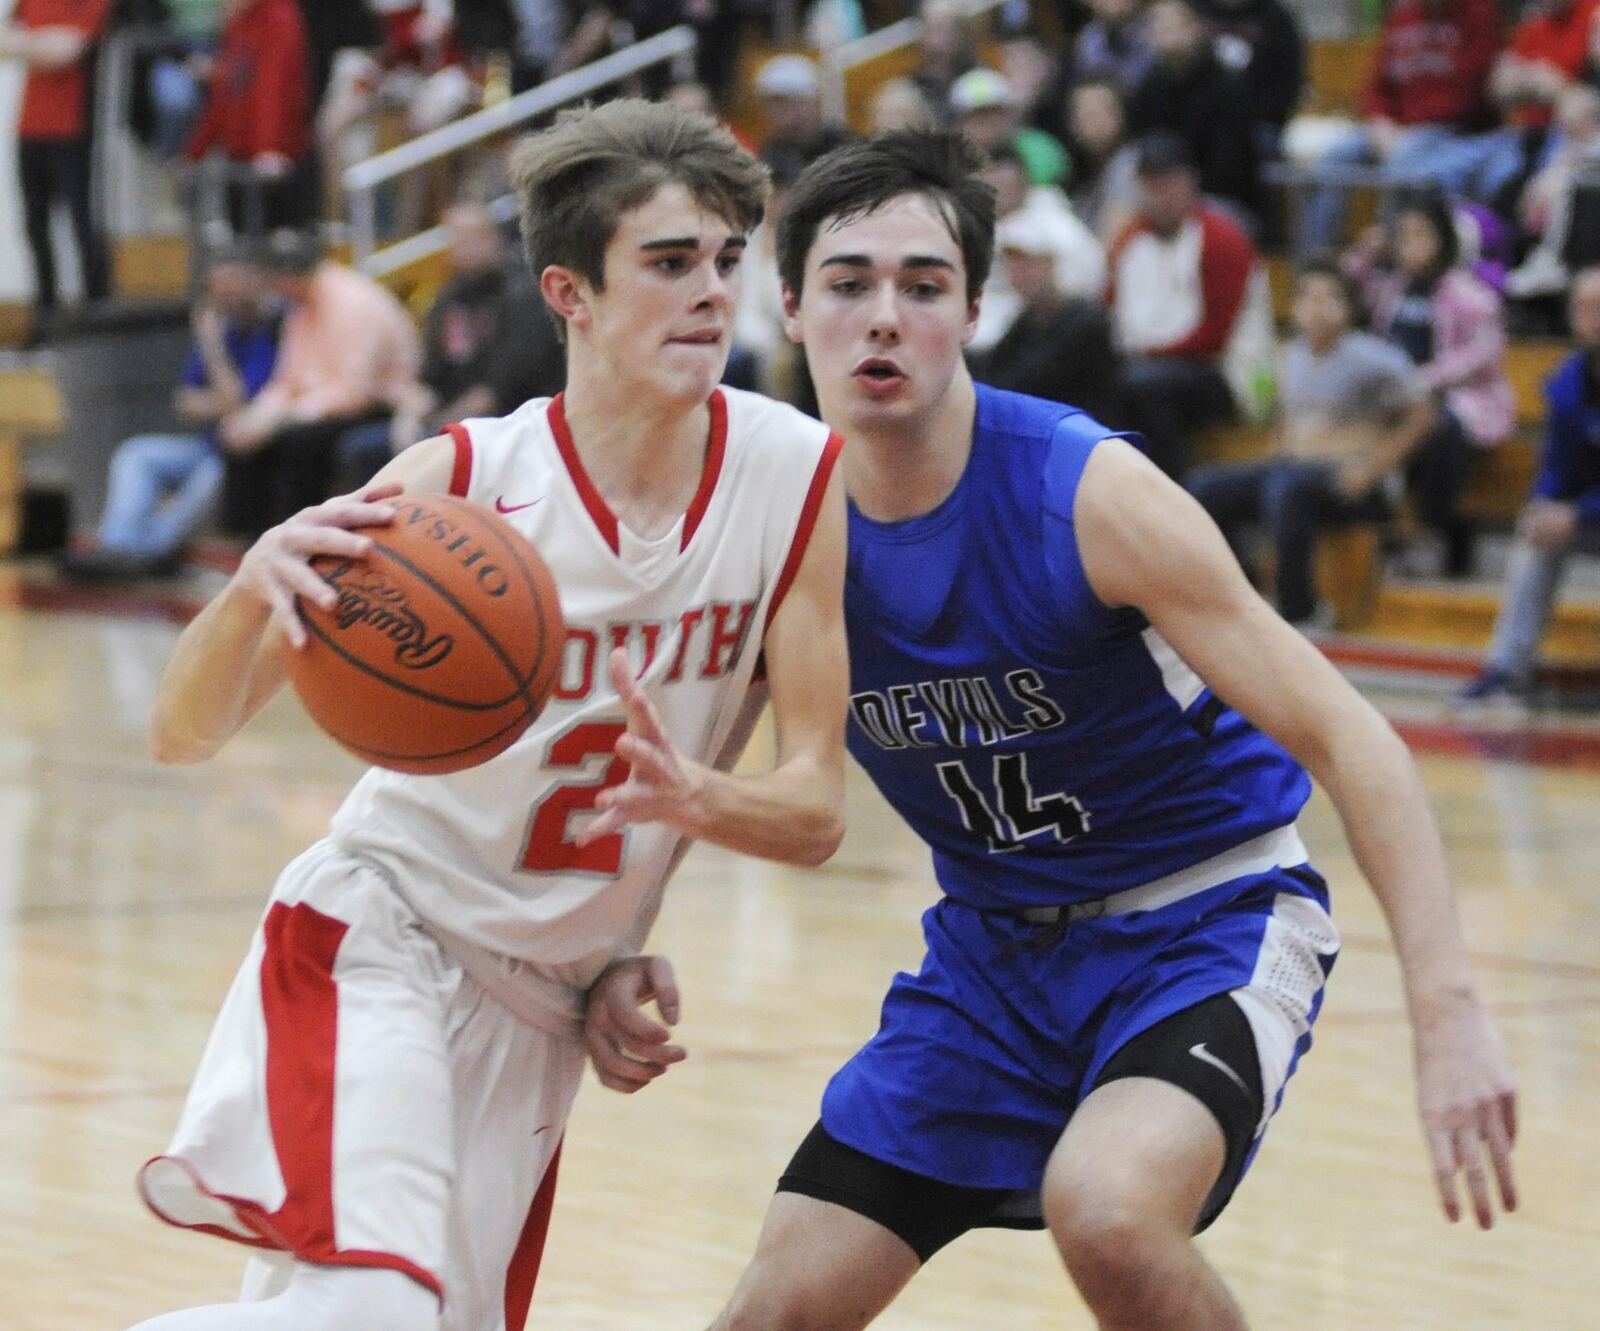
[322,561,455,670]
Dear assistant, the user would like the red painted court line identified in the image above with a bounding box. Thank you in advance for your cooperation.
[6,579,204,625]
[1393,719,1600,774]
[1322,637,1600,690]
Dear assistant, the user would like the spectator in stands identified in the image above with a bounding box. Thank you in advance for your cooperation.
[1460,266,1600,704]
[1063,77,1141,243]
[950,68,1069,187]
[1068,0,1155,96]
[1507,83,1600,302]
[59,246,282,582]
[337,202,562,490]
[1,0,114,327]
[1188,259,1437,627]
[219,231,420,536]
[185,0,316,232]
[1300,0,1501,255]
[1192,0,1306,160]
[145,0,224,160]
[1128,0,1262,224]
[752,53,852,180]
[1109,133,1255,477]
[1351,194,1516,575]
[869,77,938,134]
[909,0,979,121]
[973,207,1124,424]
[975,145,1107,350]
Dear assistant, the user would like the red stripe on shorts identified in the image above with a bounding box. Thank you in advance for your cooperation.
[504,1141,563,1331]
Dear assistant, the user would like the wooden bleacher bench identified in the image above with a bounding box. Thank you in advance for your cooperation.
[1459,340,1568,527]
[0,365,67,555]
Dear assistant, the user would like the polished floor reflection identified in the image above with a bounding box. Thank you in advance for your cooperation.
[4,599,1598,1330]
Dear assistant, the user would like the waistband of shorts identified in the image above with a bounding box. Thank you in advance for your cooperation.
[1016,824,1309,925]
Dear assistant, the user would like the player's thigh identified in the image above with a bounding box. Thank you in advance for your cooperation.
[713,1192,919,1331]
[437,994,586,1331]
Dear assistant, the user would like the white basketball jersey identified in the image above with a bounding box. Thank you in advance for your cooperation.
[329,387,840,1025]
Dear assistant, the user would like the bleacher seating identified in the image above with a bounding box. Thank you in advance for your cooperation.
[0,366,66,555]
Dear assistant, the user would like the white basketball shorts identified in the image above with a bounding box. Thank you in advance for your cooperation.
[138,840,585,1331]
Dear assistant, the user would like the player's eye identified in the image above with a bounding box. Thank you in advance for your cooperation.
[907,281,944,299]
[830,278,865,296]
[654,254,690,274]
[717,253,742,275]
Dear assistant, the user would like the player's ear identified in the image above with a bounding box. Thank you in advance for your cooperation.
[961,292,981,346]
[541,265,588,333]
[781,281,804,344]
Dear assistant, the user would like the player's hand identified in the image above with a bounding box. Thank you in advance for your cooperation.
[1413,990,1518,1229]
[583,954,686,1093]
[233,483,401,649]
[578,649,710,844]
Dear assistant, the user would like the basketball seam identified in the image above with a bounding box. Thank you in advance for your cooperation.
[373,507,542,717]
[460,499,559,703]
[339,703,534,768]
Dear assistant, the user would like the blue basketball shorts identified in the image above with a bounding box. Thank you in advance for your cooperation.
[819,858,1340,1203]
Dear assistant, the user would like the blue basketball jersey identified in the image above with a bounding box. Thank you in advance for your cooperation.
[844,384,1311,910]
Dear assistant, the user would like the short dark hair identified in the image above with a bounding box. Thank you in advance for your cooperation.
[1393,192,1460,277]
[1295,255,1360,320]
[510,98,769,294]
[1135,132,1197,178]
[776,130,995,304]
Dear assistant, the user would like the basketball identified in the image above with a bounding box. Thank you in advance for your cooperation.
[284,492,565,775]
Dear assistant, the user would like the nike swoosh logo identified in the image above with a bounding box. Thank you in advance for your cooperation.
[495,496,544,514]
[1189,1042,1251,1097]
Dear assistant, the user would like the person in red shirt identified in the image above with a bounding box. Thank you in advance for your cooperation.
[184,0,315,230]
[0,0,114,320]
[1300,0,1502,253]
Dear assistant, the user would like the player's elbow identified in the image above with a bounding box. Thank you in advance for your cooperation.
[148,710,218,766]
[792,805,846,869]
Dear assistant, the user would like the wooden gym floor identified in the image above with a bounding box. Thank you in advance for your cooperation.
[3,583,1598,1330]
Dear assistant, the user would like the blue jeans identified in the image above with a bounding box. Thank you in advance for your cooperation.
[1299,125,1526,256]
[98,433,224,558]
[1485,522,1600,682]
[1188,458,1389,622]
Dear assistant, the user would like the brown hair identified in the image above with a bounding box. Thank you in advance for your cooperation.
[510,98,769,303]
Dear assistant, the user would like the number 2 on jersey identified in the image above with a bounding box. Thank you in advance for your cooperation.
[520,721,631,876]
[936,753,1090,853]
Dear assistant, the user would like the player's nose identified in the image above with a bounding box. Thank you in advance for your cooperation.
[866,284,902,342]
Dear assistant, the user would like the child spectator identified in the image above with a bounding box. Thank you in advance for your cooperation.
[1351,194,1516,574]
[1188,260,1437,626]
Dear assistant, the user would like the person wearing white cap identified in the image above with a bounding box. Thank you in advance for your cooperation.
[976,208,1124,423]
[754,52,852,179]
[950,66,1067,186]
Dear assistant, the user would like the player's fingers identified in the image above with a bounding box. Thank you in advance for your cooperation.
[608,999,673,1047]
[607,648,638,703]
[357,481,403,503]
[279,560,338,612]
[1428,1125,1462,1223]
[615,735,673,784]
[644,955,680,1025]
[1455,1126,1495,1230]
[1500,1088,1519,1144]
[1481,1103,1518,1213]
[286,526,374,562]
[575,806,627,845]
[266,583,307,649]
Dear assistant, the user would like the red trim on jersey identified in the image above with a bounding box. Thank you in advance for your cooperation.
[679,389,728,552]
[547,394,621,554]
[444,422,474,497]
[548,391,731,557]
[503,1141,563,1331]
[764,432,843,632]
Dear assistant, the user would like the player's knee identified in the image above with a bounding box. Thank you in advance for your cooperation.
[1044,1176,1180,1313]
[713,1264,857,1331]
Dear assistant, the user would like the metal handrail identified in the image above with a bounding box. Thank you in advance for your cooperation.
[344,25,698,266]
[820,0,1012,126]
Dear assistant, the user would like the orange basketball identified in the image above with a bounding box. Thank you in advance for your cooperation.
[284,493,565,775]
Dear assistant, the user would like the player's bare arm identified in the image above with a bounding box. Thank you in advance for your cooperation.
[580,464,849,867]
[148,436,457,765]
[1076,439,1518,1229]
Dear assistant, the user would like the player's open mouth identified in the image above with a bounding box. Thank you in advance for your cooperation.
[854,357,906,392]
[670,329,723,346]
